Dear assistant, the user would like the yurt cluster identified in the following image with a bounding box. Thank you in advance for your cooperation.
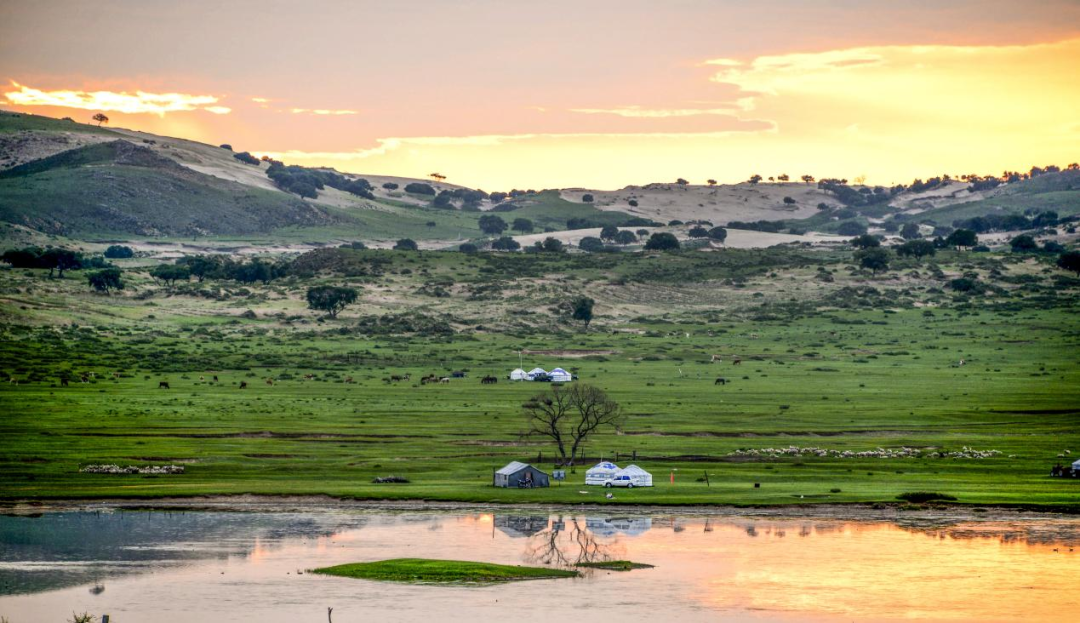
[508,366,574,382]
[493,460,653,488]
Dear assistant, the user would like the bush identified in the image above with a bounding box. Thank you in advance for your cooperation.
[393,239,419,251]
[104,245,134,259]
[688,226,709,238]
[708,226,728,242]
[836,221,868,236]
[644,232,680,251]
[491,236,521,251]
[382,182,399,190]
[578,236,605,253]
[404,182,436,195]
[459,243,479,253]
[233,151,260,165]
[581,193,594,203]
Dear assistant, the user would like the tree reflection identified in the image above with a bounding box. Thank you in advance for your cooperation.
[524,516,623,568]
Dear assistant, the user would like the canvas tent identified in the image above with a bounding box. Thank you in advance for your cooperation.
[527,367,548,381]
[493,461,550,488]
[1073,458,1080,471]
[549,367,572,383]
[615,464,653,487]
[509,368,528,381]
[585,461,620,485]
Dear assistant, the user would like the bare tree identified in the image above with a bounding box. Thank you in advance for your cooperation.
[522,384,623,466]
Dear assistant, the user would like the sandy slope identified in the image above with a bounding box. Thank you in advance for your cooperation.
[560,182,840,225]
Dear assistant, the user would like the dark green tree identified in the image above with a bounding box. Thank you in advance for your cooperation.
[688,226,709,238]
[644,232,680,251]
[944,229,978,250]
[459,243,479,253]
[306,285,359,318]
[104,245,134,259]
[512,218,534,233]
[88,268,123,293]
[39,248,83,278]
[900,223,921,240]
[1055,250,1080,276]
[614,230,637,245]
[581,193,594,203]
[895,239,936,259]
[491,236,521,251]
[599,225,619,241]
[1009,234,1039,252]
[571,296,595,329]
[850,234,881,249]
[542,237,565,253]
[708,226,728,242]
[855,247,891,275]
[394,239,419,251]
[578,236,605,253]
[150,264,191,286]
[478,215,508,236]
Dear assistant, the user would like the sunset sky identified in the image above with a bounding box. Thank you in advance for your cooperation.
[2,0,1078,190]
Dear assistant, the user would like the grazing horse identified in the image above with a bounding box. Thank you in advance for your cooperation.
[440,377,451,383]
[344,376,354,384]
[199,376,205,382]
[265,378,274,386]
[732,358,742,366]
[158,381,171,389]
[390,374,411,382]
[303,374,315,381]
[481,375,498,384]
[710,355,722,363]
[113,372,121,379]
[714,377,727,385]
[80,375,90,384]
[60,378,69,387]
[239,381,248,389]
[213,375,219,382]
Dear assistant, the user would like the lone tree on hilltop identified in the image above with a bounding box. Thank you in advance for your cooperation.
[581,193,594,203]
[306,285,359,318]
[707,179,717,186]
[522,384,623,467]
[801,175,815,185]
[92,113,109,127]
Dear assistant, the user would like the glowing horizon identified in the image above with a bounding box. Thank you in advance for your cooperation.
[1,1,1077,190]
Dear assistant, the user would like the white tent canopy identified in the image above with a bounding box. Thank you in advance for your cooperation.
[549,367,572,382]
[509,368,528,381]
[615,464,653,487]
[527,367,547,380]
[1073,458,1080,471]
[585,461,620,485]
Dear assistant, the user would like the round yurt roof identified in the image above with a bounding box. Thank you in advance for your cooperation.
[1073,458,1080,470]
[551,367,569,374]
[588,461,619,471]
[618,464,651,475]
[528,367,547,374]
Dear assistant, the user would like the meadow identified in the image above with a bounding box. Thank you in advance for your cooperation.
[1,245,1078,509]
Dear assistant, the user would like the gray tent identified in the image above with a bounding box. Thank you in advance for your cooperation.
[493,461,550,488]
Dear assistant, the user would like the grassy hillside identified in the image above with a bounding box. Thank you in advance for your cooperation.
[0,140,338,237]
[912,170,1080,226]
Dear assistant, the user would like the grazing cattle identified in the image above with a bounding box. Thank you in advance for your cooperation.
[390,374,411,382]
[158,381,171,389]
[199,376,205,382]
[239,381,248,389]
[80,375,90,384]
[451,371,466,378]
[266,378,274,386]
[714,377,726,385]
[60,378,69,387]
[8,378,18,385]
[213,375,219,382]
[303,374,315,381]
[440,377,451,384]
[87,372,96,379]
[113,372,121,379]
[344,376,354,384]
[481,375,498,384]
[732,358,742,366]
[710,355,722,363]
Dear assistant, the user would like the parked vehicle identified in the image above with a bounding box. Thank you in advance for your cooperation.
[604,475,635,488]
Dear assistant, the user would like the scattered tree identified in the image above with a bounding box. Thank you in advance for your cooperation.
[801,175,814,185]
[747,174,762,185]
[850,234,881,249]
[522,384,623,466]
[459,242,479,253]
[478,214,508,236]
[150,264,191,287]
[541,237,565,253]
[900,223,922,240]
[491,236,521,251]
[571,296,595,329]
[1056,250,1080,276]
[578,236,605,253]
[92,113,109,127]
[581,193,594,203]
[1009,234,1039,252]
[382,182,399,190]
[855,247,891,275]
[688,226,709,238]
[895,239,936,259]
[944,229,978,251]
[404,182,436,195]
[628,199,639,207]
[599,225,619,241]
[707,179,717,186]
[87,268,123,294]
[708,226,728,242]
[393,239,419,251]
[782,196,796,205]
[836,221,868,236]
[104,245,134,259]
[512,218,534,233]
[306,285,359,318]
[614,230,637,245]
[644,232,680,251]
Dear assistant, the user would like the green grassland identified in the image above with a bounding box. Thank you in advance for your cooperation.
[1,246,1077,509]
[311,559,578,583]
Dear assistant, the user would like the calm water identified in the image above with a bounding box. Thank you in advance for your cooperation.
[1,508,1078,622]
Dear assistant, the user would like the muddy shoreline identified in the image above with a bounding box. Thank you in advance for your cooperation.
[2,495,1077,522]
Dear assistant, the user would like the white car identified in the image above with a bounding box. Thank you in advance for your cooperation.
[604,475,636,488]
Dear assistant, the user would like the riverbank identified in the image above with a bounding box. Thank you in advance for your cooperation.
[3,495,1078,520]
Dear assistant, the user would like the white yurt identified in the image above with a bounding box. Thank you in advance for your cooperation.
[615,464,653,487]
[527,367,548,380]
[1073,458,1080,471]
[509,368,528,381]
[549,367,572,383]
[585,461,620,485]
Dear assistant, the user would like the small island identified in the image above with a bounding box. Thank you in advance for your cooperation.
[311,558,579,583]
[575,560,655,571]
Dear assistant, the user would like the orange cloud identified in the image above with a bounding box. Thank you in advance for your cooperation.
[3,82,230,116]
[289,108,358,116]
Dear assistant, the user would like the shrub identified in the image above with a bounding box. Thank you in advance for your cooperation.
[459,243,479,253]
[836,221,868,236]
[393,239,419,251]
[581,193,594,203]
[896,492,957,503]
[404,182,436,195]
[382,182,399,190]
[578,236,605,253]
[104,245,134,259]
[644,232,680,251]
[233,151,260,165]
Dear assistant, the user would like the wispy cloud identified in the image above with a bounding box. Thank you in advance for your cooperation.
[570,105,743,118]
[289,108,358,116]
[3,82,230,116]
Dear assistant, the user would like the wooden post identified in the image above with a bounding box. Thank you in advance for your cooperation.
[703,471,710,487]
[633,449,637,461]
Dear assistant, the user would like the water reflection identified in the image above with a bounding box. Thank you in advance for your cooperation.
[0,509,1078,622]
